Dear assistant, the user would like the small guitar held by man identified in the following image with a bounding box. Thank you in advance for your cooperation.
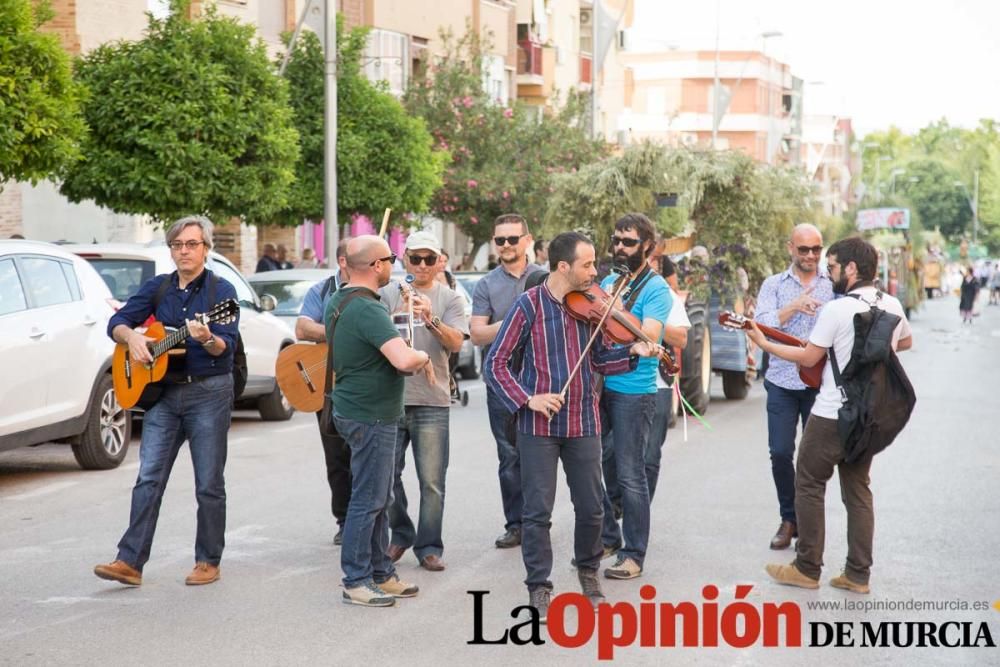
[718,311,824,388]
[112,299,238,409]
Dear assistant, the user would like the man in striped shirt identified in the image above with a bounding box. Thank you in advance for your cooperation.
[485,232,657,621]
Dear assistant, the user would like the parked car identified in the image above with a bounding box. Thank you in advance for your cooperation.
[0,240,130,469]
[66,243,297,421]
[246,268,481,379]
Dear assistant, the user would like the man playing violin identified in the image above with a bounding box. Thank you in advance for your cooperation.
[596,213,672,581]
[754,224,834,550]
[485,231,657,622]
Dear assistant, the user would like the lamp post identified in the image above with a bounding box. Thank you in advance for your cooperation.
[954,171,980,244]
[859,141,880,203]
[875,155,891,202]
[890,168,906,198]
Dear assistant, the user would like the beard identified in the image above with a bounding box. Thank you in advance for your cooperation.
[832,275,850,295]
[614,250,645,273]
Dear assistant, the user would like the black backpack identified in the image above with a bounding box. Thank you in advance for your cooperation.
[828,294,916,463]
[153,270,248,399]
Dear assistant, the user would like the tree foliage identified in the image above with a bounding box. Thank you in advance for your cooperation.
[275,21,445,225]
[404,26,606,245]
[60,0,299,223]
[0,0,85,185]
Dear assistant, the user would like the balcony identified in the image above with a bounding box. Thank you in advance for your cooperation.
[580,54,592,85]
[517,38,543,78]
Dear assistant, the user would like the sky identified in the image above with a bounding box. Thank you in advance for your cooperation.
[630,0,1000,137]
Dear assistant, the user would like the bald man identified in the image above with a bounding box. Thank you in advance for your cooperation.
[324,236,436,607]
[754,224,834,550]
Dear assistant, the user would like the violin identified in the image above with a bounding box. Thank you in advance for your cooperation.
[563,283,680,376]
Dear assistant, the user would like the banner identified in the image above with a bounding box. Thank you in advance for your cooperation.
[857,208,910,231]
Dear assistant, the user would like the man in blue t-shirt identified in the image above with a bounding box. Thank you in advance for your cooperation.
[597,213,671,582]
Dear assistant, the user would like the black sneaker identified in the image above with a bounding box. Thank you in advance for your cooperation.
[570,541,622,567]
[495,527,521,549]
[333,525,344,546]
[528,587,552,624]
[577,567,605,607]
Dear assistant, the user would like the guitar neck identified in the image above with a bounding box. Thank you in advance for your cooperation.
[150,325,191,359]
[755,321,807,348]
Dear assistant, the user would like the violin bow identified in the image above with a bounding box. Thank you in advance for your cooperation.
[553,272,632,417]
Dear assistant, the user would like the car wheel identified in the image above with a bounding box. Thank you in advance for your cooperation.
[72,374,131,470]
[721,370,750,399]
[461,346,482,379]
[258,381,294,421]
[679,301,711,416]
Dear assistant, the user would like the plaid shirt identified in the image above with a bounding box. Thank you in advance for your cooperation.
[484,283,637,438]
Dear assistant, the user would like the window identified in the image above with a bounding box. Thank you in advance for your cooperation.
[208,258,257,307]
[0,258,27,316]
[250,280,314,317]
[60,263,82,301]
[482,54,509,103]
[20,257,75,308]
[364,29,409,96]
[85,259,156,301]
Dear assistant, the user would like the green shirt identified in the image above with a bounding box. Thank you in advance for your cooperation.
[324,287,403,423]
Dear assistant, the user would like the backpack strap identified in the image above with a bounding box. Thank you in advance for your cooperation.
[623,265,655,312]
[208,270,218,308]
[152,273,174,313]
[827,347,847,401]
[323,289,378,402]
[319,275,337,302]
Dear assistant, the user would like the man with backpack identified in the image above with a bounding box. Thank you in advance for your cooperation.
[746,237,913,595]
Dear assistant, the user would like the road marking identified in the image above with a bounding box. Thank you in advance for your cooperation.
[3,480,79,501]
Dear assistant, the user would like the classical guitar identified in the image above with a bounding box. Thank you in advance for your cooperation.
[112,299,239,409]
[717,311,824,389]
[275,342,329,412]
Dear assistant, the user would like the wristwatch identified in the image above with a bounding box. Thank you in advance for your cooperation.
[427,316,442,329]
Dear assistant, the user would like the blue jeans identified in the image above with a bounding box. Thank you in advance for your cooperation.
[117,374,233,570]
[486,386,521,531]
[764,379,817,524]
[388,406,449,560]
[600,390,655,567]
[334,414,399,588]
[644,387,672,501]
[519,433,604,590]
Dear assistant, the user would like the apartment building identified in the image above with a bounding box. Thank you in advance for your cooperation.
[618,49,801,165]
[802,116,854,217]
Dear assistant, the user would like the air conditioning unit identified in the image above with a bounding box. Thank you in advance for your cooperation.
[580,9,592,28]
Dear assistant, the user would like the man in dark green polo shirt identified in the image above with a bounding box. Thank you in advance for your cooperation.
[325,235,435,608]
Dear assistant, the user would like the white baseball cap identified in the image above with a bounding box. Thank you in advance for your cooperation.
[405,230,441,253]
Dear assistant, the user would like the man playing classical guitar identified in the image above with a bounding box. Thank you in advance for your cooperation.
[94,216,239,587]
[754,224,834,550]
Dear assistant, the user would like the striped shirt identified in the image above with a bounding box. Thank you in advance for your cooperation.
[484,283,637,438]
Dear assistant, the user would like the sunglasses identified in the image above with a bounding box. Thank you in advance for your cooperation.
[494,234,525,247]
[369,253,397,267]
[611,236,641,248]
[407,254,438,266]
[796,245,823,256]
[168,240,205,251]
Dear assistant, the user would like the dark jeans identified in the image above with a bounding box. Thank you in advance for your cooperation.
[486,386,521,531]
[519,433,604,591]
[333,414,398,588]
[794,415,875,585]
[315,411,351,526]
[600,390,655,567]
[388,406,449,560]
[117,374,233,570]
[764,379,817,524]
[644,387,672,501]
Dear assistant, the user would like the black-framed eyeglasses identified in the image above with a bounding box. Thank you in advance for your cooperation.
[494,234,525,247]
[611,235,641,248]
[797,245,823,256]
[407,254,438,266]
[168,240,206,251]
[369,253,397,267]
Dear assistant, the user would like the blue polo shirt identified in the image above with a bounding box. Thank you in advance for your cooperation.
[600,271,671,394]
[298,271,342,323]
[108,269,239,376]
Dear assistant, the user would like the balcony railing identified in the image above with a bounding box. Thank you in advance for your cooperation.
[580,54,592,84]
[517,39,543,77]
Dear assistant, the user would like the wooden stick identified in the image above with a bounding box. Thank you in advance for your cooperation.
[378,208,392,237]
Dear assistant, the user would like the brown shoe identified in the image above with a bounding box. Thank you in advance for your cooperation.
[830,573,870,594]
[765,562,819,589]
[185,562,220,586]
[387,544,408,563]
[769,521,798,550]
[420,554,446,571]
[94,560,142,586]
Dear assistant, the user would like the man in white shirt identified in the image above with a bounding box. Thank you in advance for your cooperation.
[746,237,913,595]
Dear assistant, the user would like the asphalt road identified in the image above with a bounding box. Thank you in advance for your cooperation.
[2,293,999,666]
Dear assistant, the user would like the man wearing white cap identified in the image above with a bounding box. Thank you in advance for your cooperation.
[379,230,469,571]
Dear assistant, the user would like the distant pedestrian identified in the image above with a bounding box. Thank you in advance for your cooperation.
[960,268,979,324]
[276,244,294,270]
[533,239,549,268]
[297,248,318,268]
[256,244,281,273]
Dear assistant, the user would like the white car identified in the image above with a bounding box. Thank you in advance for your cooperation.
[0,240,130,469]
[66,242,297,421]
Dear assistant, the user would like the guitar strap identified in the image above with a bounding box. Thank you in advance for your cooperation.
[319,288,377,436]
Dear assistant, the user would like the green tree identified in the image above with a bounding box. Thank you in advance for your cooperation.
[896,159,971,238]
[276,21,445,225]
[0,0,85,185]
[60,0,299,223]
[404,26,606,245]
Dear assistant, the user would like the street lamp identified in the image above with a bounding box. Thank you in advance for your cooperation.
[875,155,891,202]
[954,172,980,244]
[890,168,906,197]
